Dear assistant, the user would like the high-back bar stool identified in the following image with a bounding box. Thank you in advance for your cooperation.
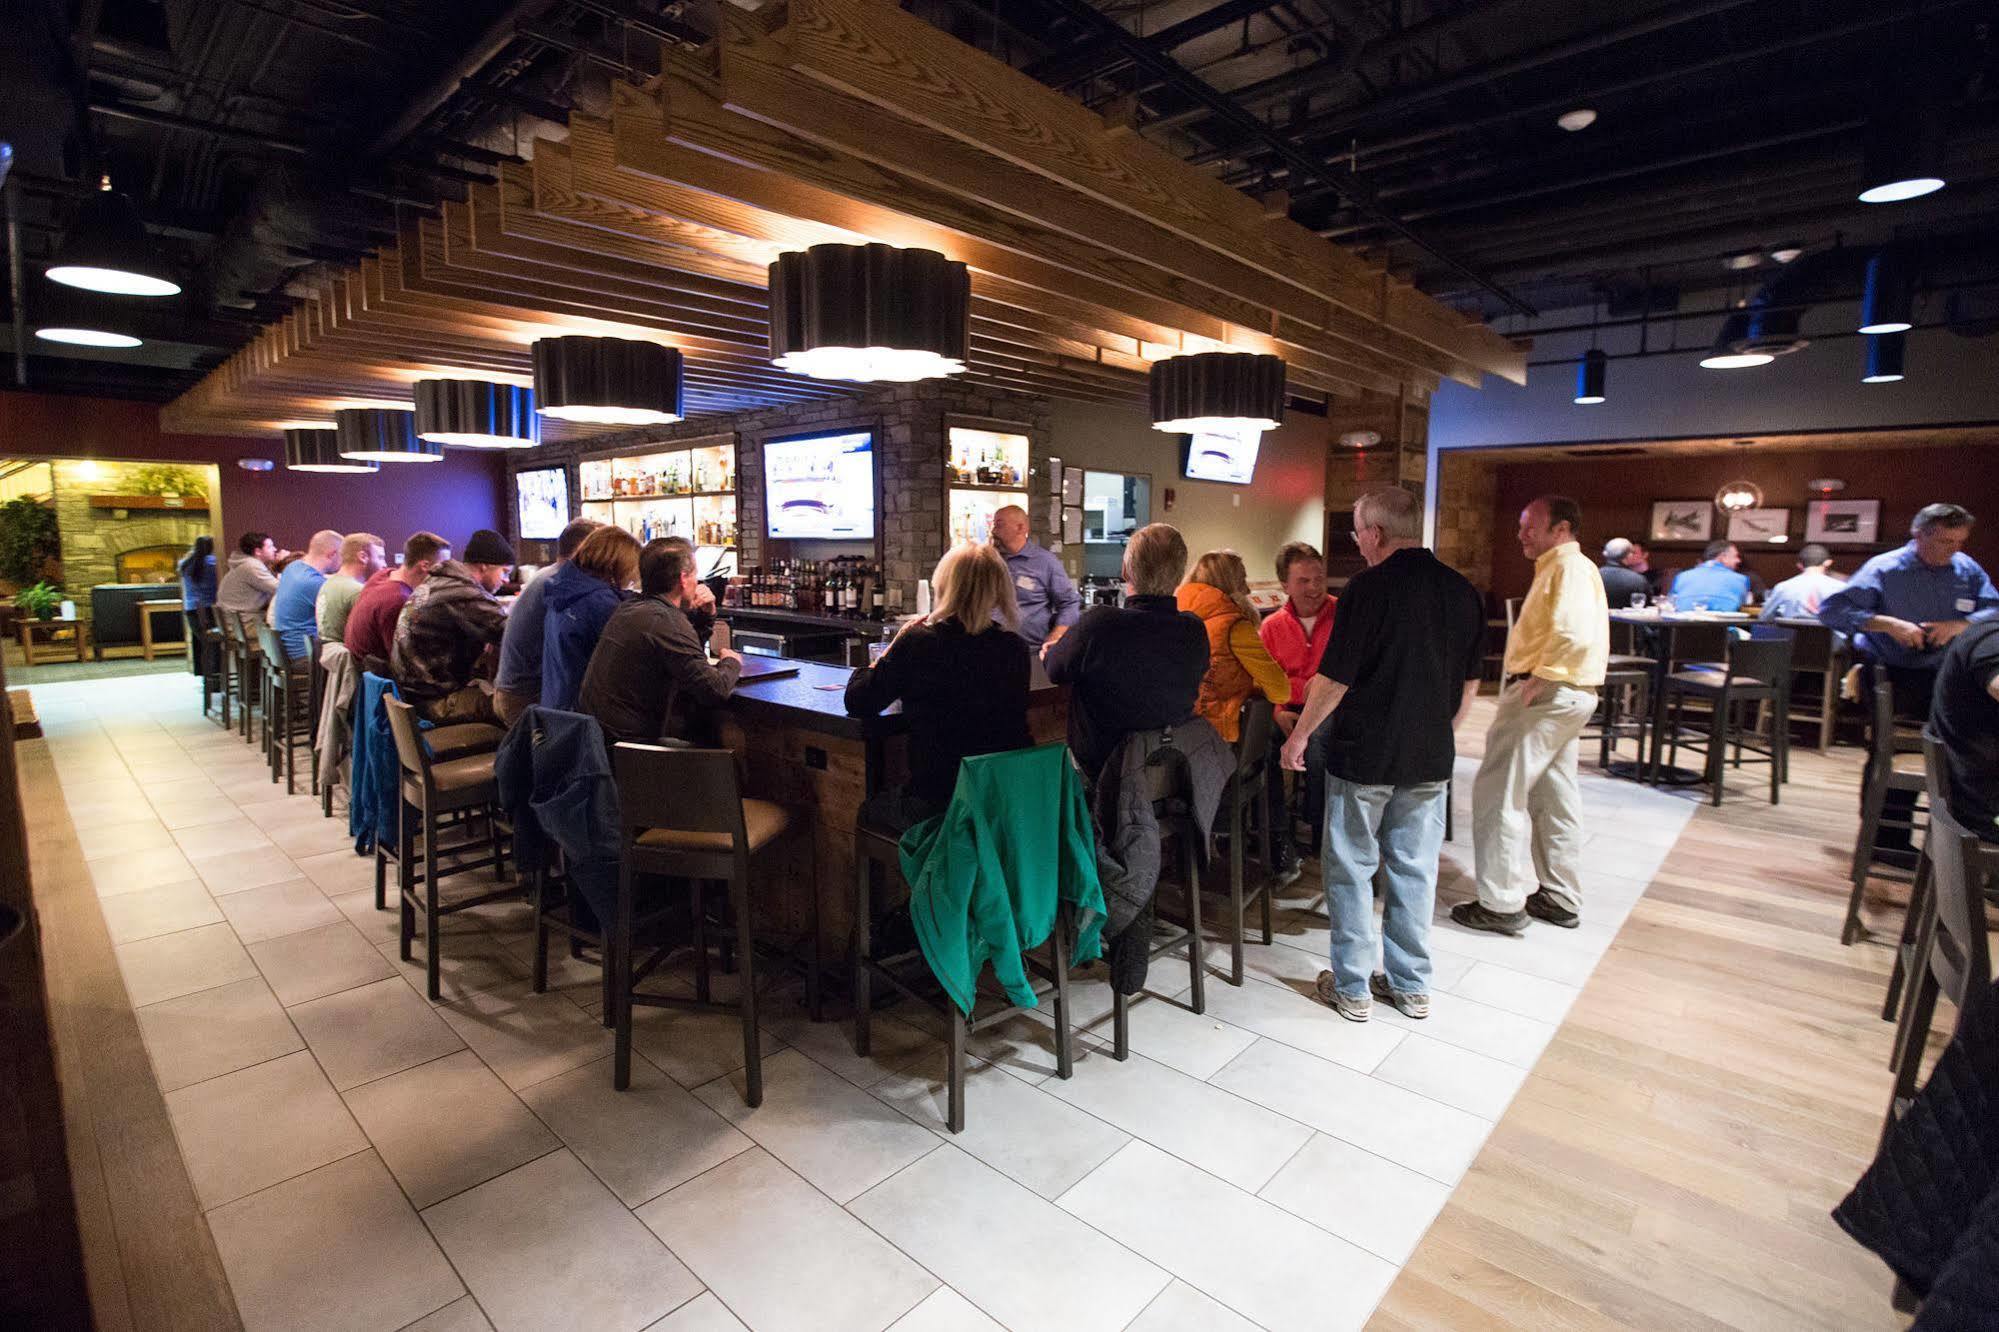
[1657,629,1791,806]
[256,622,314,794]
[1842,679,1930,945]
[1209,697,1277,986]
[1110,746,1210,1061]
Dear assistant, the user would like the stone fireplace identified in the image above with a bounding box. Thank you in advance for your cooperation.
[114,545,186,584]
[48,460,218,626]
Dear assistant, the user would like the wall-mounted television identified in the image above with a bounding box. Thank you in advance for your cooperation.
[1180,428,1262,485]
[763,429,876,540]
[515,466,571,540]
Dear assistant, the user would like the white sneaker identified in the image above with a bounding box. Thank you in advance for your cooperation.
[1315,971,1371,1022]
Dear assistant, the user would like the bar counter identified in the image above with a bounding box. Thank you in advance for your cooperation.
[717,655,1066,954]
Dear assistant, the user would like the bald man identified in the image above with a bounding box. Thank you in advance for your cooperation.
[990,504,1080,652]
[271,528,343,660]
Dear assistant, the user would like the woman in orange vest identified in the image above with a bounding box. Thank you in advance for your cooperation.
[1175,550,1291,742]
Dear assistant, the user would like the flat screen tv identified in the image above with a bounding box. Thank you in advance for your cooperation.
[1180,428,1262,485]
[763,430,876,540]
[515,466,571,540]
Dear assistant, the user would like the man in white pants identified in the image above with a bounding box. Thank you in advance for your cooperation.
[1453,495,1608,935]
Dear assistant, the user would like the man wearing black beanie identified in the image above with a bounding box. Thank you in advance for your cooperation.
[391,529,517,725]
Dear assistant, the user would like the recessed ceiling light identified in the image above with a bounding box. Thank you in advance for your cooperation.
[1557,108,1597,132]
[1768,244,1804,264]
[1722,251,1763,270]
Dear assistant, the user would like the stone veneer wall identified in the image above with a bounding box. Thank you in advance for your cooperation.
[1433,452,1497,601]
[49,461,212,625]
[506,382,1053,609]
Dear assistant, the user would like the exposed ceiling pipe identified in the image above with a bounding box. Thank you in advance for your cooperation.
[88,98,313,155]
[1025,0,1286,89]
[364,0,554,159]
[6,168,27,387]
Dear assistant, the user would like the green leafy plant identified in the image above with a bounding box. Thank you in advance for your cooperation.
[0,497,60,585]
[14,581,62,621]
[127,464,208,499]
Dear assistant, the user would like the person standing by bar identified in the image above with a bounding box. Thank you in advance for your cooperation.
[991,504,1080,654]
[271,529,343,659]
[178,535,217,677]
[1261,541,1336,880]
[494,517,599,726]
[1455,495,1607,935]
[1281,488,1483,1021]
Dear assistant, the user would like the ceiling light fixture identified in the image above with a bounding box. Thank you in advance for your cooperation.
[1573,348,1607,404]
[768,243,971,382]
[1722,251,1763,271]
[415,379,539,448]
[1715,480,1764,512]
[34,326,142,348]
[532,336,684,424]
[335,408,440,463]
[285,427,379,474]
[1863,331,1907,383]
[45,176,182,297]
[1337,430,1381,450]
[1768,244,1804,264]
[1556,108,1597,132]
[1699,312,1774,369]
[1858,249,1913,334]
[1858,107,1946,204]
[1148,351,1287,434]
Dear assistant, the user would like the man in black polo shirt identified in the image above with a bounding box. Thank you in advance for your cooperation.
[1931,619,1999,844]
[1280,488,1485,1023]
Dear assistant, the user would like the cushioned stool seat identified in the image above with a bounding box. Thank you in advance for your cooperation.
[637,799,791,854]
[401,751,497,807]
[425,722,505,759]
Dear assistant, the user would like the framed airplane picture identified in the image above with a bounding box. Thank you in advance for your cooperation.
[1805,499,1882,546]
[1726,507,1791,545]
[1649,499,1712,545]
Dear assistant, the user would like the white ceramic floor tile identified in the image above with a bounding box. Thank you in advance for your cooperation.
[136,975,303,1092]
[402,1296,495,1332]
[1444,959,1581,1024]
[164,1050,368,1209]
[343,1050,558,1209]
[89,845,199,897]
[643,1293,750,1332]
[294,846,383,896]
[433,977,613,1091]
[1373,1029,1530,1121]
[198,845,311,896]
[1199,971,1408,1074]
[1042,1042,1310,1192]
[850,1146,1167,1332]
[115,921,259,1007]
[695,1047,940,1203]
[1210,1039,1491,1185]
[1060,1140,1397,1332]
[248,919,397,1006]
[1063,988,1259,1081]
[638,1148,937,1332]
[1256,1132,1454,1266]
[173,817,277,859]
[874,1054,1130,1199]
[522,1053,752,1207]
[290,976,465,1091]
[424,1149,701,1332]
[885,1287,1005,1332]
[79,818,178,860]
[152,795,250,830]
[1370,988,1558,1068]
[627,1002,762,1089]
[207,1150,463,1332]
[215,877,342,942]
[766,1008,939,1088]
[100,879,225,944]
[265,813,363,858]
[1123,1281,1262,1332]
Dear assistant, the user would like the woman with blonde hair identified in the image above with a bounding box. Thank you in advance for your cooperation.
[846,541,1032,820]
[1176,549,1290,742]
[539,524,642,711]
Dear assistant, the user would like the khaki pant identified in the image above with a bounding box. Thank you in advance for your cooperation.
[493,687,533,729]
[416,681,498,728]
[1472,681,1597,915]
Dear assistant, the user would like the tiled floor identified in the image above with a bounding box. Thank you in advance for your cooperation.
[35,672,1695,1332]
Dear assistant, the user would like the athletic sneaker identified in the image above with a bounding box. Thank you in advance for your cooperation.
[1525,888,1580,929]
[1270,843,1304,888]
[1315,970,1371,1022]
[1449,900,1530,936]
[1369,972,1431,1019]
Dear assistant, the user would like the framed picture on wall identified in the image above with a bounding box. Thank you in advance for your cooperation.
[1726,507,1790,545]
[1805,499,1882,545]
[1649,500,1712,544]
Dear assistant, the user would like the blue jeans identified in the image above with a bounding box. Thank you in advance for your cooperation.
[1322,777,1449,999]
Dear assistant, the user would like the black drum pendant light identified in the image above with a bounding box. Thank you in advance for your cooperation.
[532,337,684,425]
[336,408,439,462]
[768,243,970,382]
[1859,250,1913,335]
[285,428,378,474]
[1573,348,1608,404]
[1148,351,1287,433]
[1863,332,1907,383]
[1858,106,1946,204]
[45,176,182,297]
[415,379,539,448]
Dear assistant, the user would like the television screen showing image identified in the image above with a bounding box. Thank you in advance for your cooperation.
[763,430,876,540]
[515,467,571,540]
[1180,428,1262,485]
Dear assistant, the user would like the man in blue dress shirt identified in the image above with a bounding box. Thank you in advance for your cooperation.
[990,505,1080,654]
[270,529,343,660]
[1670,540,1753,611]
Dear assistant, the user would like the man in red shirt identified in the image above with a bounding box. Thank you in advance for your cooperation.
[1259,541,1337,879]
[343,530,449,667]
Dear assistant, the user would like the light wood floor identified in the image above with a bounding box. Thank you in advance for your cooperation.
[1373,734,1914,1330]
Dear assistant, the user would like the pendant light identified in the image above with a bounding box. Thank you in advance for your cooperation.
[1148,351,1287,433]
[1573,350,1607,404]
[1715,480,1763,512]
[532,337,684,425]
[1858,106,1946,204]
[767,243,970,382]
[45,176,182,297]
[1858,250,1913,335]
[1863,332,1906,383]
[335,408,439,462]
[32,280,144,347]
[35,325,141,348]
[415,379,539,448]
[285,427,378,474]
[1699,312,1774,370]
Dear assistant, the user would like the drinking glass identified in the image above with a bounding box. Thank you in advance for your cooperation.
[1629,592,1646,610]
[868,640,891,667]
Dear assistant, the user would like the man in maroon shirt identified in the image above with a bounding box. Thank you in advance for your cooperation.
[344,531,448,666]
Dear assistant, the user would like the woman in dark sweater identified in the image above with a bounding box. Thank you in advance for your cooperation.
[846,541,1032,823]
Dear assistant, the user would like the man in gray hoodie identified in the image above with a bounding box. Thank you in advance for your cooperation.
[215,531,287,615]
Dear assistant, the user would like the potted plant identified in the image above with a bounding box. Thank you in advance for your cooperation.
[15,581,61,621]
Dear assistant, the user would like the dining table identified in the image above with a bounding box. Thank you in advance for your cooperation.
[1607,609,1754,785]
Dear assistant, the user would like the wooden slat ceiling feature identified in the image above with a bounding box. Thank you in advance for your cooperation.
[162,0,1525,438]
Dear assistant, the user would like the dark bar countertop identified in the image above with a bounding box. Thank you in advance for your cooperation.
[719,607,886,637]
[724,655,1060,740]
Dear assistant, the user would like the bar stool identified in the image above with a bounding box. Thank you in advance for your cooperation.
[382,696,515,1001]
[1111,745,1210,1060]
[1209,697,1277,986]
[1842,678,1930,944]
[1657,628,1791,806]
[1877,752,1991,1150]
[1881,732,1999,1030]
[256,622,314,793]
[610,743,815,1106]
[1592,620,1656,768]
[195,606,225,720]
[369,710,506,911]
[218,611,259,740]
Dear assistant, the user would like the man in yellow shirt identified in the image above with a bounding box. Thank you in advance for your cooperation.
[1454,495,1608,935]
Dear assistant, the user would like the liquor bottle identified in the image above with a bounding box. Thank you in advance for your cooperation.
[870,566,885,619]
